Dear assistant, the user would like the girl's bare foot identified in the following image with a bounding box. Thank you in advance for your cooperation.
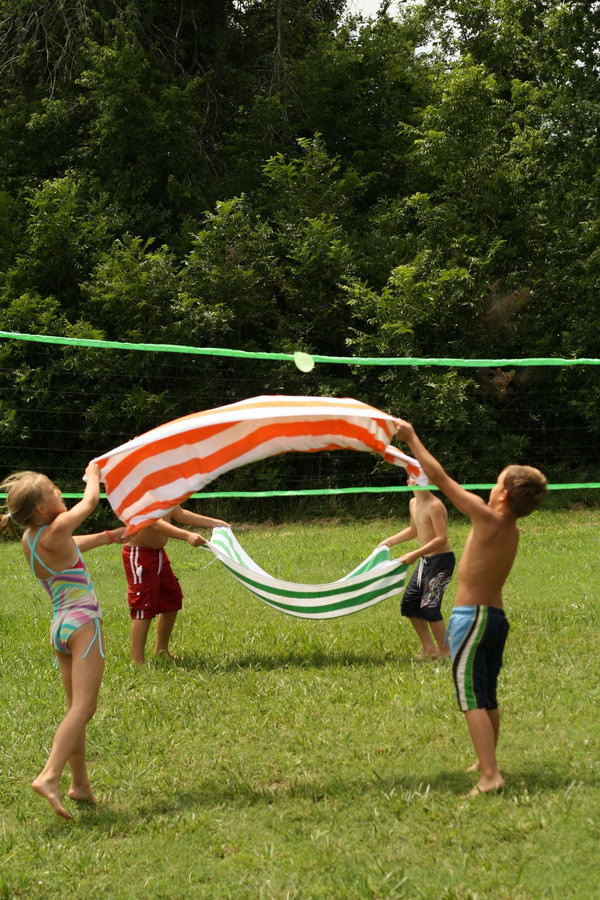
[466,761,480,772]
[468,775,505,797]
[68,784,97,804]
[32,776,72,819]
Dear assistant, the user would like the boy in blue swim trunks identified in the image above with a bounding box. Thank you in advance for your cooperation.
[394,420,547,796]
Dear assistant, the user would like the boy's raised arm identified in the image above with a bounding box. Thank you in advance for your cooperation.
[396,420,489,521]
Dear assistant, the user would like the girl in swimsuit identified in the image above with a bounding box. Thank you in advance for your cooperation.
[0,463,124,819]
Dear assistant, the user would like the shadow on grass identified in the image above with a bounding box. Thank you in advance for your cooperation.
[502,764,598,793]
[66,763,598,835]
[64,771,467,833]
[160,649,427,672]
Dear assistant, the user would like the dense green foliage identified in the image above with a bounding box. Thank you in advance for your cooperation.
[0,0,599,492]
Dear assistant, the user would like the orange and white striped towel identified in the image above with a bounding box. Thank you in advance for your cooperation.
[93,395,425,535]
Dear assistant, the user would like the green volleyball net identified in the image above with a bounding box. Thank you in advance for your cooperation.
[1,329,599,499]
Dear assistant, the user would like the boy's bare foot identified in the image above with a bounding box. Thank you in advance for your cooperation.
[436,648,450,658]
[417,649,438,660]
[468,775,505,797]
[154,649,177,660]
[68,785,97,804]
[32,776,72,819]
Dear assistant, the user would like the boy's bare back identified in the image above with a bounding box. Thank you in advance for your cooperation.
[455,511,519,608]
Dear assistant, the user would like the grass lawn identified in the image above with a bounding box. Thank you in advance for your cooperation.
[0,508,599,898]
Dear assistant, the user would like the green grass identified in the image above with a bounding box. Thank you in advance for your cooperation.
[0,510,599,899]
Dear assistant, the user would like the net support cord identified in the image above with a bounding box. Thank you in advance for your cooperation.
[1,330,599,367]
[1,484,597,501]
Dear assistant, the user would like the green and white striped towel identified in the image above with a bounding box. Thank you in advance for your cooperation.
[206,527,407,619]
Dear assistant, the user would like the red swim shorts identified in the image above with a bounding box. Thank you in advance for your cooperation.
[123,546,183,620]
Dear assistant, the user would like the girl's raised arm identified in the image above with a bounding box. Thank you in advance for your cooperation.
[48,462,102,540]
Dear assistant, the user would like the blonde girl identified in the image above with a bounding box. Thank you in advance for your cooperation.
[0,463,123,819]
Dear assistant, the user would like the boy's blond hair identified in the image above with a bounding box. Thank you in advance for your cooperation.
[0,471,48,533]
[503,465,547,518]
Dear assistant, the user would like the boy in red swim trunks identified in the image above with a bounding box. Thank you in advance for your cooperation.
[124,504,229,664]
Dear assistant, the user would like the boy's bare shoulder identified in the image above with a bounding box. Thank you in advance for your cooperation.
[471,508,517,538]
[414,493,448,526]
[430,493,446,507]
[426,493,448,514]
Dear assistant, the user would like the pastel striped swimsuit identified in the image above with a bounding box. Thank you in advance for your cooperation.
[27,527,104,657]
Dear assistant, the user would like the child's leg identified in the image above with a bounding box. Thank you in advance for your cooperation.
[466,708,501,772]
[131,617,152,664]
[488,707,500,746]
[32,623,104,818]
[463,708,504,795]
[429,620,449,656]
[408,617,437,657]
[154,554,182,657]
[155,610,177,656]
[57,654,96,802]
[66,733,94,803]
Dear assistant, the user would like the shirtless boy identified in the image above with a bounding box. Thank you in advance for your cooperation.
[124,505,229,664]
[394,420,547,796]
[380,475,454,658]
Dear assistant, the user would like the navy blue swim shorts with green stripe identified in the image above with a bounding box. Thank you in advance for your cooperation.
[448,606,509,711]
